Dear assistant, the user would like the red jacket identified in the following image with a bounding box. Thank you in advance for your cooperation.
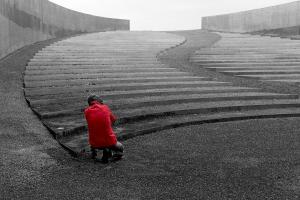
[84,101,117,148]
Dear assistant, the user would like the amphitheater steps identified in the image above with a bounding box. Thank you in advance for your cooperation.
[34,92,297,111]
[25,77,210,88]
[25,81,231,97]
[191,32,300,83]
[24,72,191,81]
[35,93,298,119]
[23,31,300,154]
[24,68,178,76]
[27,86,258,103]
[44,98,300,129]
[61,107,300,153]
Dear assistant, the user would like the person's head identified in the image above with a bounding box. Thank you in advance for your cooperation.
[87,94,103,106]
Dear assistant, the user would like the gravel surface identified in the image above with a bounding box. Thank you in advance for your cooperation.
[0,38,70,198]
[122,118,300,199]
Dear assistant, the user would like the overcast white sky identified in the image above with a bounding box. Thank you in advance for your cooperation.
[49,0,296,31]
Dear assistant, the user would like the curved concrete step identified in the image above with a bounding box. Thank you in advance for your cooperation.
[26,65,168,71]
[25,68,178,75]
[60,107,300,153]
[25,81,231,97]
[199,63,300,67]
[193,51,300,55]
[27,61,161,66]
[24,71,190,82]
[42,98,300,136]
[27,86,258,105]
[264,79,300,83]
[192,55,300,59]
[25,76,210,88]
[207,66,300,70]
[221,70,300,75]
[26,64,167,71]
[193,60,300,64]
[114,99,300,123]
[192,58,300,62]
[35,93,299,119]
[236,74,300,80]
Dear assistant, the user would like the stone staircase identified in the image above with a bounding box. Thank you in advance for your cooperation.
[24,31,300,155]
[191,33,300,83]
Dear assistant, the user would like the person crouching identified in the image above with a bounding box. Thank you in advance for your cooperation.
[84,94,124,163]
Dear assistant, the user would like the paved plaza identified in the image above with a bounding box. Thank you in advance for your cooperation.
[0,30,299,199]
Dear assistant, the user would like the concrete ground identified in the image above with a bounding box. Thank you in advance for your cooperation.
[0,30,299,199]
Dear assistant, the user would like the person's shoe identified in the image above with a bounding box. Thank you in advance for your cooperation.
[91,151,97,159]
[112,154,123,161]
[101,149,112,163]
[91,153,97,160]
[100,157,109,164]
[90,147,97,159]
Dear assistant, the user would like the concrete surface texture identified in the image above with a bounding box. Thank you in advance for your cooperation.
[1,29,300,199]
[202,1,300,33]
[191,32,300,84]
[24,31,300,156]
[0,0,129,60]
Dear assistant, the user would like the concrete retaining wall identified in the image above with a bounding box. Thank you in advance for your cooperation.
[202,1,300,33]
[0,0,129,59]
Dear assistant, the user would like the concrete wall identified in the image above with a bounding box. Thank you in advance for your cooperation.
[202,1,300,33]
[0,0,129,59]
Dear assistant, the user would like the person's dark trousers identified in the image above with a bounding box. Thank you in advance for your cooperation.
[91,142,124,162]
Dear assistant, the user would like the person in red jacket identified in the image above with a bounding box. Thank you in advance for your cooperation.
[84,94,123,162]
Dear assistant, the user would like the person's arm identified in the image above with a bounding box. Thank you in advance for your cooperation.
[110,112,117,125]
[106,105,117,124]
